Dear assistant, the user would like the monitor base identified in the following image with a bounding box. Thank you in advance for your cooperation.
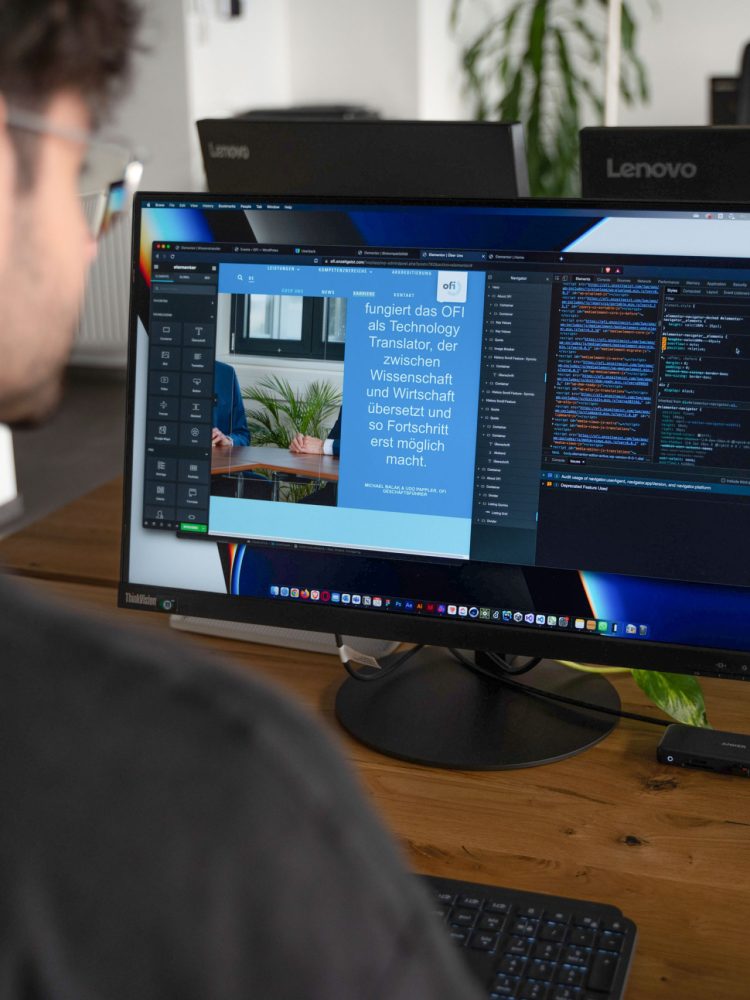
[335,648,620,770]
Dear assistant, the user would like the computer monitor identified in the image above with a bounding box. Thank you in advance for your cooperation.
[710,41,750,124]
[120,193,750,770]
[197,118,529,199]
[580,126,750,201]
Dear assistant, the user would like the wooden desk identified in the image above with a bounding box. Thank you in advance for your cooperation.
[2,483,750,1000]
[212,444,339,481]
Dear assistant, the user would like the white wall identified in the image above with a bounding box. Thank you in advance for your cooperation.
[286,0,419,117]
[184,1,292,120]
[417,0,467,120]
[107,1,194,190]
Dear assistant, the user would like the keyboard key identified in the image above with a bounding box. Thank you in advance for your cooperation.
[500,955,527,977]
[492,973,520,997]
[569,928,595,947]
[512,918,540,936]
[534,941,561,962]
[529,959,555,981]
[587,951,618,992]
[600,919,625,934]
[551,988,582,1000]
[447,928,468,945]
[539,921,567,942]
[507,936,533,957]
[556,965,585,987]
[521,981,550,999]
[451,908,478,927]
[598,931,624,953]
[544,909,572,924]
[468,930,499,951]
[479,913,506,932]
[572,914,601,930]
[486,900,512,915]
[458,893,482,909]
[563,945,591,967]
[519,905,544,919]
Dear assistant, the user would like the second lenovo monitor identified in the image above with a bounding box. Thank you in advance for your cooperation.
[198,118,529,199]
[580,126,750,201]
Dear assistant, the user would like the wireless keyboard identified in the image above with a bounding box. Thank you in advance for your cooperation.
[421,874,637,999]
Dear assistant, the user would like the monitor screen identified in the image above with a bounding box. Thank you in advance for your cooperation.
[120,194,750,683]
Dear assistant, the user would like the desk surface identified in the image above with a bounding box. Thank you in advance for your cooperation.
[212,444,339,481]
[2,482,750,1000]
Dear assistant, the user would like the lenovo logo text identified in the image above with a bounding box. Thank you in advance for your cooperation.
[606,157,697,180]
[208,142,250,160]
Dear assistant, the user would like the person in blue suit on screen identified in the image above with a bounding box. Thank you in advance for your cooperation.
[212,360,249,447]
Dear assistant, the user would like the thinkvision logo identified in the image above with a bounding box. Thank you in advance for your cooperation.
[606,157,697,180]
[721,741,748,750]
[125,592,158,607]
[207,142,250,160]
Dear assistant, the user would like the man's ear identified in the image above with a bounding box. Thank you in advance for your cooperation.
[0,96,15,271]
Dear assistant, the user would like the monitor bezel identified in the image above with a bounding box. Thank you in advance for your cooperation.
[119,191,750,682]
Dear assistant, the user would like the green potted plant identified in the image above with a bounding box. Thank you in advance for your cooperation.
[242,374,341,448]
[450,0,652,196]
[241,375,342,502]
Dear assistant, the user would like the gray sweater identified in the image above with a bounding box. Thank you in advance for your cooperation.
[0,574,481,999]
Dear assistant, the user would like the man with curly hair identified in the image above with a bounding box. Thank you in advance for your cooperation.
[0,4,480,998]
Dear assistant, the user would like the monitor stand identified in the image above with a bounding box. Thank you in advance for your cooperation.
[335,647,620,770]
[170,615,398,658]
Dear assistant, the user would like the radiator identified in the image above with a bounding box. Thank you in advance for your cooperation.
[71,193,132,368]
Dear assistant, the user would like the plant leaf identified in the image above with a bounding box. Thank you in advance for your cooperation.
[242,375,341,449]
[450,0,652,196]
[631,670,711,727]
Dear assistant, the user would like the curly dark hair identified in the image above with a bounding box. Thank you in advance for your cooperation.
[0,1,141,188]
[0,0,140,115]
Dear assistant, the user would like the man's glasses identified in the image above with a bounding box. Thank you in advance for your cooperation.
[5,106,144,240]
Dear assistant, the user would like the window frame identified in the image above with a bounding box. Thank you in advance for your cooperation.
[230,293,345,361]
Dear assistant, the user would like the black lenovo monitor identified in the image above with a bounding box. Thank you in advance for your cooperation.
[580,126,750,201]
[197,118,529,199]
[121,193,750,770]
[710,41,750,124]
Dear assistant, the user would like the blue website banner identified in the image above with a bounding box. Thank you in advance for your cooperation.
[209,497,471,558]
[337,268,485,518]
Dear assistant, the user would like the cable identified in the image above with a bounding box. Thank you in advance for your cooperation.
[480,650,542,676]
[448,648,670,728]
[334,634,424,682]
[334,636,670,727]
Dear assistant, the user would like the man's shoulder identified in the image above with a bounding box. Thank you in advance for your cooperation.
[0,573,345,805]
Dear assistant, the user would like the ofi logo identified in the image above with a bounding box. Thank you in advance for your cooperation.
[442,280,459,291]
[208,142,250,160]
[606,157,697,180]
